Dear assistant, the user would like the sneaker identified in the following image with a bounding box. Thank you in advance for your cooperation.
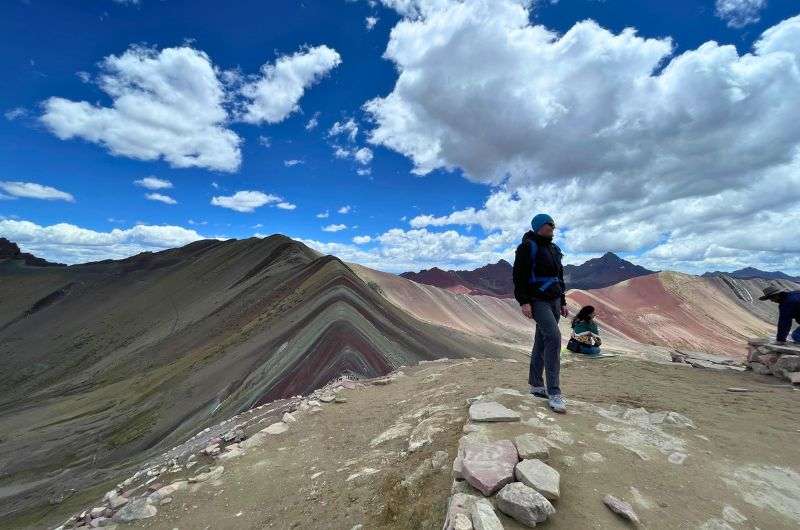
[529,385,548,399]
[549,394,566,414]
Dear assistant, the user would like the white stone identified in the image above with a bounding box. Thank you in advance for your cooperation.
[582,452,605,464]
[471,498,504,530]
[513,433,550,460]
[515,459,560,500]
[469,401,521,422]
[112,499,157,522]
[495,482,555,527]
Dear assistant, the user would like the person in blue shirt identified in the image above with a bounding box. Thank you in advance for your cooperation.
[759,285,800,344]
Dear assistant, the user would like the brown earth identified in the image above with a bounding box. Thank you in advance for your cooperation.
[36,354,796,530]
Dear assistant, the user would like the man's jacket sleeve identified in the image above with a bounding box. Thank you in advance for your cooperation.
[777,301,792,342]
[559,258,566,307]
[512,243,530,306]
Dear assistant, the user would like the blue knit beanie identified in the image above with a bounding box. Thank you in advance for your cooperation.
[531,213,555,233]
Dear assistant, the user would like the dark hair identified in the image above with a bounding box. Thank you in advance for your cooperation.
[572,305,595,326]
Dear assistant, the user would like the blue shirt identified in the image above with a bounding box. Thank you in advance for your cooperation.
[777,291,800,342]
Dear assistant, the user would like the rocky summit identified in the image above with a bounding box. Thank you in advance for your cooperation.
[21,355,800,530]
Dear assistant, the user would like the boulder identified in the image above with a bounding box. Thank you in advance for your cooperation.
[515,459,560,500]
[222,426,245,443]
[790,372,800,385]
[462,440,519,496]
[106,494,128,510]
[772,355,800,378]
[513,433,550,460]
[495,482,555,527]
[603,494,640,524]
[469,401,521,423]
[748,362,772,375]
[471,498,504,530]
[112,499,157,522]
[757,353,779,367]
[443,493,480,530]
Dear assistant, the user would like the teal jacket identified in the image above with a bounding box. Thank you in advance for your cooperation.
[572,319,599,335]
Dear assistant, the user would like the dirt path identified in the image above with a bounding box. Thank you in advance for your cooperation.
[112,354,800,530]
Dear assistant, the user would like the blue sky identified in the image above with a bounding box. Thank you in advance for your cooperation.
[2,0,799,274]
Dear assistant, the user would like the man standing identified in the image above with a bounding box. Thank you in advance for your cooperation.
[759,285,800,344]
[512,213,569,413]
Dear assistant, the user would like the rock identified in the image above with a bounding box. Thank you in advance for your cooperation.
[159,497,172,506]
[263,422,289,434]
[89,507,107,518]
[319,394,335,403]
[513,433,550,460]
[668,452,688,464]
[462,440,519,496]
[112,499,157,522]
[89,517,114,528]
[107,494,128,510]
[722,505,747,524]
[725,387,751,392]
[469,401,521,422]
[451,478,482,495]
[218,444,245,461]
[471,498,504,530]
[222,426,245,443]
[282,412,297,423]
[188,465,224,483]
[307,399,321,407]
[603,494,640,524]
[757,353,779,367]
[749,362,773,375]
[495,482,555,527]
[790,372,800,385]
[515,459,560,500]
[335,396,348,403]
[773,355,800,378]
[665,411,694,429]
[670,351,687,363]
[408,417,443,452]
[443,493,480,530]
[370,422,412,447]
[240,432,267,449]
[202,443,221,456]
[452,513,473,530]
[582,452,605,464]
[431,450,449,470]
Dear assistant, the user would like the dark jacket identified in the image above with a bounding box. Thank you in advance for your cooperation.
[512,230,566,307]
[777,291,800,342]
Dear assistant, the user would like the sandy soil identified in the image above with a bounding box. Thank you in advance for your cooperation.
[106,354,800,530]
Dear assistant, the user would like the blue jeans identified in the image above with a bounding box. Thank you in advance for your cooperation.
[529,299,561,396]
[792,326,800,343]
[578,344,601,356]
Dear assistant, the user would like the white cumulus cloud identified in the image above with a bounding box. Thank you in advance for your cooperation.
[134,176,173,190]
[322,223,347,232]
[0,218,209,264]
[240,45,342,124]
[211,190,283,213]
[363,1,800,274]
[41,46,242,172]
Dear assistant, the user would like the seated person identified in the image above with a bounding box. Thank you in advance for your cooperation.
[567,305,602,355]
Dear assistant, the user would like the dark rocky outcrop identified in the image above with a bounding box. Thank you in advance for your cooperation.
[0,237,66,267]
